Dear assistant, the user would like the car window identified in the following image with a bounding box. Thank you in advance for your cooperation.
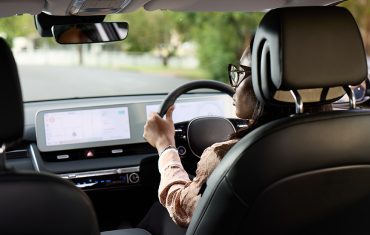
[0,11,262,101]
[0,3,368,102]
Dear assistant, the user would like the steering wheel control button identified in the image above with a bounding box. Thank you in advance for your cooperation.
[129,173,140,184]
[237,124,248,128]
[57,154,70,160]
[233,119,249,129]
[178,146,186,157]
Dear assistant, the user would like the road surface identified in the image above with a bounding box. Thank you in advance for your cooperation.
[18,65,191,101]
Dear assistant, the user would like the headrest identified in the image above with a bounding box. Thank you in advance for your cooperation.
[252,6,368,105]
[0,38,24,144]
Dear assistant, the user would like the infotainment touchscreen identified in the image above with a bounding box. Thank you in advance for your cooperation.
[36,106,131,152]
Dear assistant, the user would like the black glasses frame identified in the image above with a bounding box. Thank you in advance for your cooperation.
[228,64,251,88]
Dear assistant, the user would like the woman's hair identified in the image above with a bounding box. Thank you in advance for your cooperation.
[240,34,254,67]
[229,96,292,140]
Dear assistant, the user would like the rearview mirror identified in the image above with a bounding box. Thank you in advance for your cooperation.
[52,22,128,44]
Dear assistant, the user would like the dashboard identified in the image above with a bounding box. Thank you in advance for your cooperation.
[35,95,234,152]
[9,93,245,191]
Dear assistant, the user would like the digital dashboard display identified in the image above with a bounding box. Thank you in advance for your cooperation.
[146,100,231,123]
[43,107,130,147]
[35,96,234,152]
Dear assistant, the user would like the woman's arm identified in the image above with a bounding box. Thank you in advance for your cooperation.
[143,106,237,227]
[157,145,221,227]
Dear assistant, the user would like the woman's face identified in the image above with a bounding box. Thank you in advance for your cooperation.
[233,77,257,119]
[232,52,258,120]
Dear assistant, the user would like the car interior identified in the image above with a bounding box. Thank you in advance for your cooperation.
[0,0,369,235]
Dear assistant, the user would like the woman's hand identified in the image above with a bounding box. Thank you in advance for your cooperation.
[143,106,176,151]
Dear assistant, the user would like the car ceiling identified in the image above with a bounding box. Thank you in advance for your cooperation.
[0,0,342,17]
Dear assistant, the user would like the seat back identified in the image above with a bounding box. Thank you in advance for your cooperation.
[0,38,99,235]
[187,7,369,235]
[189,111,370,235]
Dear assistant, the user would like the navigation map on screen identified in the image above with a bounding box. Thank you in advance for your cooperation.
[44,107,130,146]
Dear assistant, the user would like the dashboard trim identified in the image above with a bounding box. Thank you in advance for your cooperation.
[59,166,140,179]
[29,143,156,174]
[29,144,40,172]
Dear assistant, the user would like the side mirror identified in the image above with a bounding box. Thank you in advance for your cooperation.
[52,22,128,44]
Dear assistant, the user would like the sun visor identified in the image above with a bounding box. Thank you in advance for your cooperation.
[43,0,151,16]
[144,0,341,12]
[0,0,43,17]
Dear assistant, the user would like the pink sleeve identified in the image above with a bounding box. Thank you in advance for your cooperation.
[157,147,221,227]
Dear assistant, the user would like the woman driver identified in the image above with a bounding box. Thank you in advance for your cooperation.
[142,37,314,228]
[142,39,267,227]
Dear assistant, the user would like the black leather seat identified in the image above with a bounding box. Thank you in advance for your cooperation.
[185,6,370,235]
[0,38,152,235]
[0,38,101,235]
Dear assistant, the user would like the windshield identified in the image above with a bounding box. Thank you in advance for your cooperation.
[0,2,368,102]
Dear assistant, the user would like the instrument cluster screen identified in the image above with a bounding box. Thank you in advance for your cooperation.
[146,100,231,123]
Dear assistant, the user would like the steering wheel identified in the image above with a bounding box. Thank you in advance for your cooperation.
[157,80,247,175]
[158,80,234,117]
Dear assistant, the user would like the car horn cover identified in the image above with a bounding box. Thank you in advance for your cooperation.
[187,117,236,157]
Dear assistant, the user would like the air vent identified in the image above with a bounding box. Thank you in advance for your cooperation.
[6,149,29,160]
[42,143,156,162]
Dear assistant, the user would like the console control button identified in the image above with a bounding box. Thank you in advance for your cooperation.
[129,173,140,184]
[57,154,69,160]
[112,149,123,154]
[85,150,95,158]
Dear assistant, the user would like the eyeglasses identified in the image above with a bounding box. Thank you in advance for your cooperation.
[228,64,251,88]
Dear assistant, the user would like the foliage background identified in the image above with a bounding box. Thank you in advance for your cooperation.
[0,1,369,82]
